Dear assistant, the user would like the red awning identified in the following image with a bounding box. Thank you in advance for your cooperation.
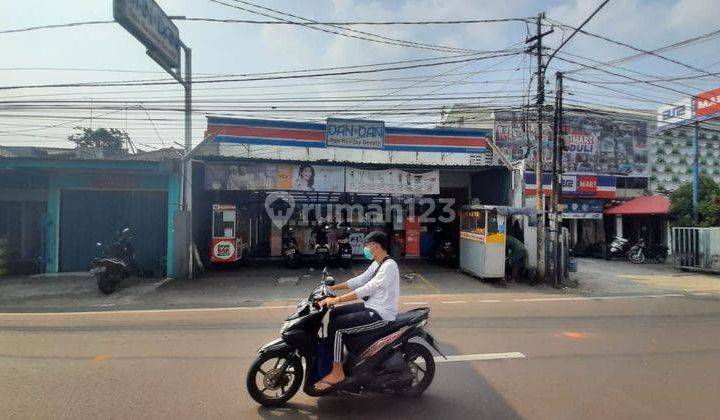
[604,195,671,216]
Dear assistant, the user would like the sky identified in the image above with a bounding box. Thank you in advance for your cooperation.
[1,0,719,151]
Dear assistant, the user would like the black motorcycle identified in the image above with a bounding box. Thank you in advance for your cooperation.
[334,224,353,268]
[628,238,668,264]
[312,223,331,269]
[431,225,457,268]
[90,228,135,295]
[246,269,444,407]
[282,227,301,268]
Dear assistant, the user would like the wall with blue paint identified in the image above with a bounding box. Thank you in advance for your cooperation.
[0,158,179,277]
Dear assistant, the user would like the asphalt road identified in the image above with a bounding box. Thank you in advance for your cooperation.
[2,292,719,419]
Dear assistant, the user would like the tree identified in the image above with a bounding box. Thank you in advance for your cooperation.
[68,127,129,154]
[669,176,720,227]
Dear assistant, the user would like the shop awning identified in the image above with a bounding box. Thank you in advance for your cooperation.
[604,195,671,216]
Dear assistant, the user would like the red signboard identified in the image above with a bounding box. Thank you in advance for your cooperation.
[577,176,598,195]
[211,238,238,262]
[696,87,720,117]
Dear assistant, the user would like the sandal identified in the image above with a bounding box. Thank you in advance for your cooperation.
[314,379,343,394]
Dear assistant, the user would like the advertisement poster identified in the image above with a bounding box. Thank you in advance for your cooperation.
[493,111,648,176]
[204,163,345,192]
[345,168,440,195]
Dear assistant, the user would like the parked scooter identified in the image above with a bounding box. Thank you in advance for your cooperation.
[282,227,301,268]
[628,238,668,264]
[605,236,632,261]
[246,268,444,406]
[334,224,353,268]
[312,223,331,269]
[90,227,135,295]
[431,225,457,268]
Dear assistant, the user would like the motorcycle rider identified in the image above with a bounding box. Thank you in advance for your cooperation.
[315,231,399,392]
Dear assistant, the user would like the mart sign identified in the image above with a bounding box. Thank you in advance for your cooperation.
[696,87,720,117]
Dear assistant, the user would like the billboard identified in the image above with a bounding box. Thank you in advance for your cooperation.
[657,98,694,130]
[696,88,720,118]
[494,111,648,176]
[204,163,345,192]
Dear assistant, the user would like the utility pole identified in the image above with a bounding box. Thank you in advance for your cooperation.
[525,12,552,281]
[692,121,699,223]
[552,71,564,286]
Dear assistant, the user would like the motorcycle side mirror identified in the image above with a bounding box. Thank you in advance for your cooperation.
[96,242,103,247]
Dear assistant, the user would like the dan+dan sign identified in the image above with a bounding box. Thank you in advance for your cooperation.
[326,118,385,150]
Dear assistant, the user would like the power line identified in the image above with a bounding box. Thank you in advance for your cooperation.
[209,0,475,54]
[0,52,521,90]
[546,17,720,80]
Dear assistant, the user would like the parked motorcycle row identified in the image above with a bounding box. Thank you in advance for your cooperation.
[282,223,458,270]
[605,236,668,264]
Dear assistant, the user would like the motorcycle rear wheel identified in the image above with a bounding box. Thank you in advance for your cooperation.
[246,350,303,407]
[396,342,435,398]
[97,275,117,295]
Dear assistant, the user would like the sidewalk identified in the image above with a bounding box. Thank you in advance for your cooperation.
[575,257,720,295]
[0,261,543,312]
[2,258,718,313]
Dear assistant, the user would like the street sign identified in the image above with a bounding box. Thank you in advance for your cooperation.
[326,118,385,149]
[113,0,180,71]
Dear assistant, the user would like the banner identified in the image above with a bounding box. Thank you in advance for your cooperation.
[204,163,345,192]
[524,173,616,199]
[493,111,648,176]
[561,198,604,219]
[345,168,440,195]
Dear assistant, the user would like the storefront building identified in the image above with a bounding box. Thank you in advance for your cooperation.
[0,157,181,277]
[192,117,513,264]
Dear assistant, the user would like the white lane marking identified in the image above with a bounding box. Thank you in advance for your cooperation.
[442,300,467,304]
[0,305,297,316]
[480,299,502,303]
[433,352,526,363]
[403,301,429,305]
[513,293,686,302]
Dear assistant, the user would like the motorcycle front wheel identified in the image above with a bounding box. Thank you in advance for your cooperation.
[246,350,303,407]
[396,342,435,398]
[628,246,646,264]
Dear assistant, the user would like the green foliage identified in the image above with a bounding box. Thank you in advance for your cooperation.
[670,176,720,227]
[68,127,129,152]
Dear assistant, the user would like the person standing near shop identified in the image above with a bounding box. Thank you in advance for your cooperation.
[505,234,527,284]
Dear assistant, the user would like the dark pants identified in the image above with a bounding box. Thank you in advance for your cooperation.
[327,302,388,362]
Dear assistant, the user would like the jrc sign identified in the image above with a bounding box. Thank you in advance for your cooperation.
[696,87,720,117]
[657,98,694,130]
